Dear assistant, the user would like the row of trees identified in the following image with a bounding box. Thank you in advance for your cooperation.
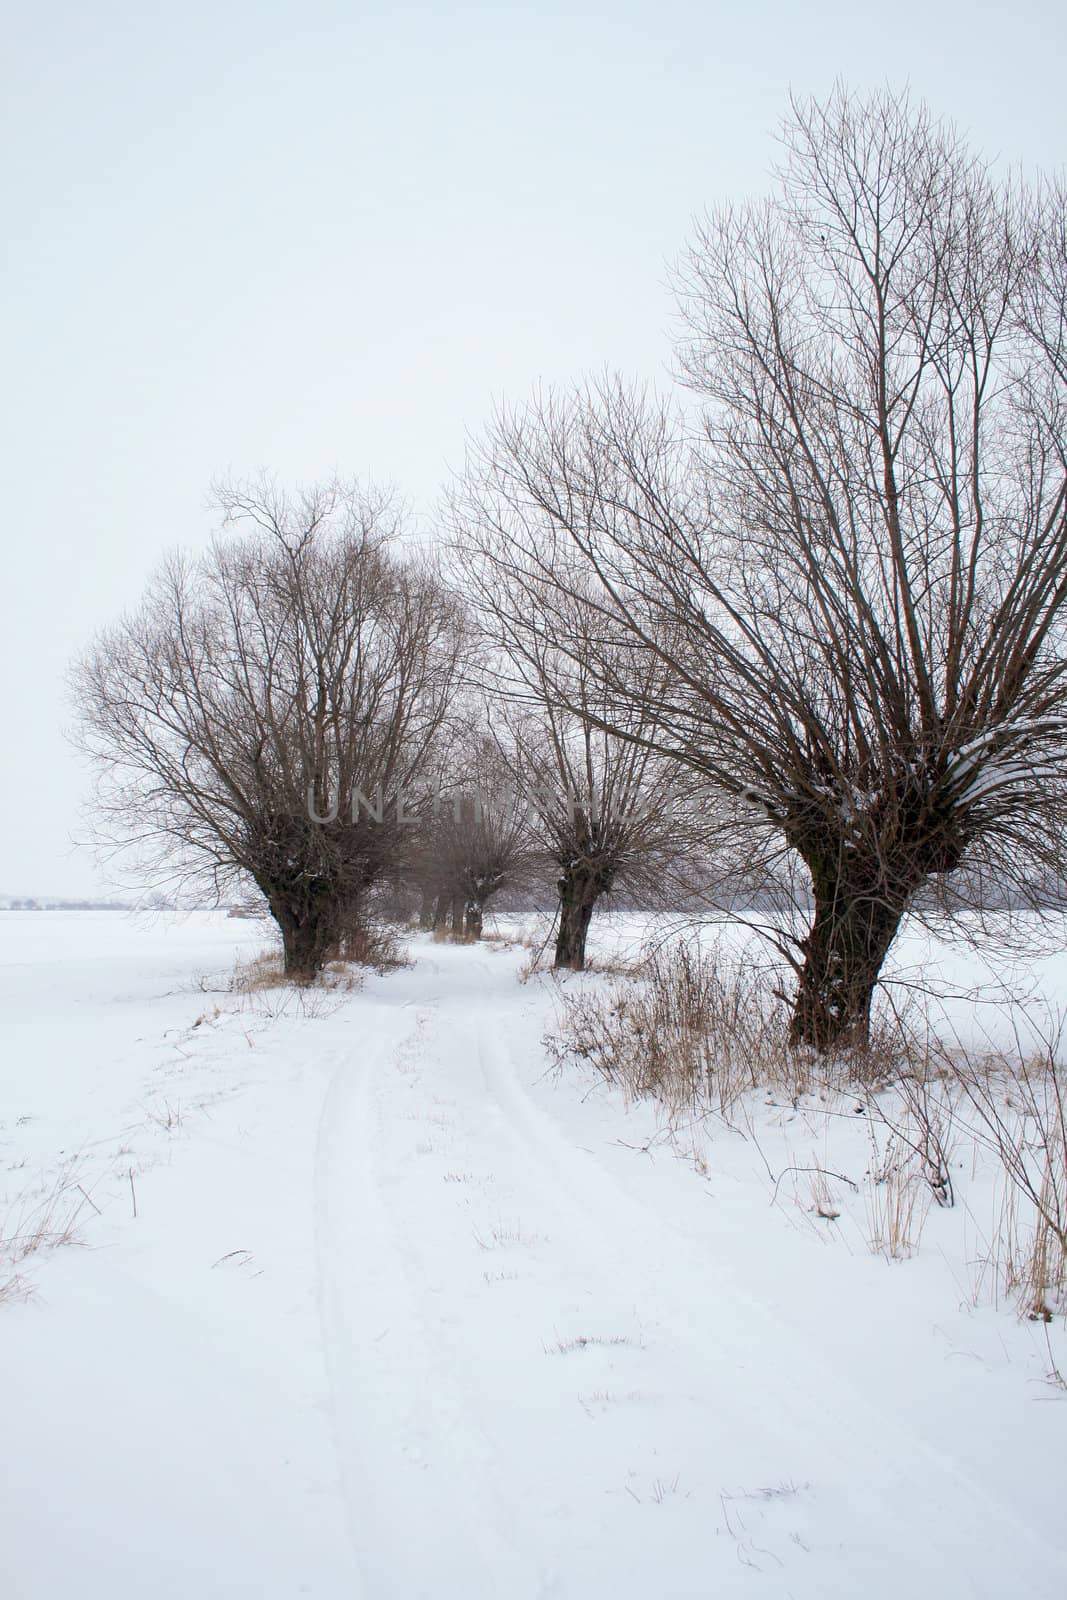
[74,480,707,976]
[74,87,1067,1049]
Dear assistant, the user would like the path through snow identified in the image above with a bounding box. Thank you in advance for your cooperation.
[2,915,1066,1598]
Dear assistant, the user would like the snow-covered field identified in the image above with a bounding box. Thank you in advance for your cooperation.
[2,909,1067,1598]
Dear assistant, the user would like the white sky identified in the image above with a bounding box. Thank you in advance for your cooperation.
[2,0,1064,895]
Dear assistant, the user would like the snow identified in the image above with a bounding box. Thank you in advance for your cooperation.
[2,909,1067,1597]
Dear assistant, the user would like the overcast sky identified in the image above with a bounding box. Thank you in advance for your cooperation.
[2,0,1063,896]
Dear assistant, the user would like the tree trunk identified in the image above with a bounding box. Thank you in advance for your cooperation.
[465,900,484,941]
[270,898,336,981]
[449,891,466,941]
[554,868,599,970]
[790,857,908,1052]
[418,887,435,930]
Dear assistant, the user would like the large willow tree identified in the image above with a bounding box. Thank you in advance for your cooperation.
[74,481,462,977]
[456,89,1067,1049]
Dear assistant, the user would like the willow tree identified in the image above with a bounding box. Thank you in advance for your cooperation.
[456,89,1067,1048]
[498,699,702,971]
[73,480,463,977]
[447,515,719,971]
[412,730,536,940]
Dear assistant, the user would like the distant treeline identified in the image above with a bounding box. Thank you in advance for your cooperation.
[0,897,140,911]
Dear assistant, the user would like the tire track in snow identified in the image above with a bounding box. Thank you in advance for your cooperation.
[314,949,1067,1598]
[474,999,1067,1596]
[313,998,548,1600]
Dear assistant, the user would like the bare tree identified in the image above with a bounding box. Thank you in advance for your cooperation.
[447,536,714,968]
[501,700,702,970]
[72,479,463,978]
[412,728,536,940]
[455,89,1067,1046]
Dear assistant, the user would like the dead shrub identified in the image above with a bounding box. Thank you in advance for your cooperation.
[551,929,1067,1312]
[229,947,289,993]
[952,1033,1067,1320]
[549,937,807,1122]
[336,920,408,972]
[872,1003,1067,1313]
[231,922,407,995]
[865,1066,957,1211]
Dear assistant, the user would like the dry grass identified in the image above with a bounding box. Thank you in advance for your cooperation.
[548,937,811,1123]
[545,1331,634,1356]
[1,1168,91,1304]
[546,934,1067,1307]
[472,1219,543,1251]
[231,922,407,994]
[517,946,546,984]
[142,1098,184,1133]
[952,1038,1067,1320]
[867,1004,1067,1315]
[985,1175,1067,1321]
[807,1165,841,1222]
[229,948,289,993]
[549,932,959,1132]
[887,1071,956,1209]
[228,955,353,1019]
[863,1131,930,1259]
[228,924,408,1013]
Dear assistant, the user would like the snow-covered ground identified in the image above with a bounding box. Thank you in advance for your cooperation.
[2,909,1066,1598]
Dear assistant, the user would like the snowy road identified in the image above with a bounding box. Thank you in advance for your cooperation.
[3,915,1067,1598]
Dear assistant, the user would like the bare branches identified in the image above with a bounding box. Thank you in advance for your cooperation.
[453,88,1067,1046]
[72,479,464,976]
[446,486,724,968]
[412,725,540,940]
